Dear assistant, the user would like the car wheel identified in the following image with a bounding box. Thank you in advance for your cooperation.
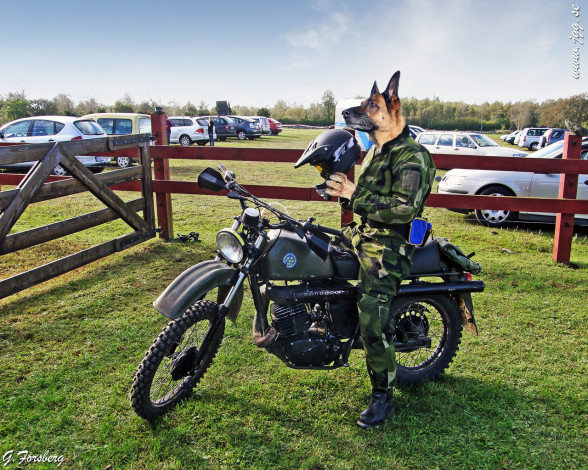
[474,185,517,228]
[237,131,246,140]
[219,137,226,142]
[52,165,67,176]
[529,142,538,151]
[116,156,132,168]
[179,135,192,146]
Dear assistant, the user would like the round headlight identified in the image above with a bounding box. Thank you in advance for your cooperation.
[216,229,245,263]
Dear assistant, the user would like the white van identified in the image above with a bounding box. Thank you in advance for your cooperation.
[82,113,152,167]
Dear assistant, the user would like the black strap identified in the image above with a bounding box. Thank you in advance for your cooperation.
[361,218,410,238]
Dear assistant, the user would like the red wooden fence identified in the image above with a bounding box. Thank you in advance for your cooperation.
[110,126,587,264]
[1,115,587,265]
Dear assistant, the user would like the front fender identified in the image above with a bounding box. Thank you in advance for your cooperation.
[153,260,241,320]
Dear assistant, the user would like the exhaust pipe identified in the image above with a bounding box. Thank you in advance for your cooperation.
[397,280,485,296]
[252,308,277,348]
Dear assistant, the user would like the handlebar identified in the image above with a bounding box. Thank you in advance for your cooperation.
[303,222,341,237]
[212,165,342,238]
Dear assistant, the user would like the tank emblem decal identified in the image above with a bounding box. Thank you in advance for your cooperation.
[283,253,297,268]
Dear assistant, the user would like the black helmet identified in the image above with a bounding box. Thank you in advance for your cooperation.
[295,129,360,179]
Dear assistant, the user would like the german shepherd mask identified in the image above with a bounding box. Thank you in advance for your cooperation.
[343,71,406,148]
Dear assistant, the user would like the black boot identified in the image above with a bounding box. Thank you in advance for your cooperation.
[356,388,395,429]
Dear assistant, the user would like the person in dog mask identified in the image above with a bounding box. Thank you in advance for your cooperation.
[326,72,436,428]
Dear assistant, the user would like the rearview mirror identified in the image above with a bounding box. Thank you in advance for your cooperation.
[198,167,229,192]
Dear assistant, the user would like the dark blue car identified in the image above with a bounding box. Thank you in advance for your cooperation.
[538,128,570,148]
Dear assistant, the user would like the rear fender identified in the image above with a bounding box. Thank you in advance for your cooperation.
[153,260,242,321]
[455,292,478,335]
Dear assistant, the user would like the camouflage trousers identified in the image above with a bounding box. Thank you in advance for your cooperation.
[341,223,414,390]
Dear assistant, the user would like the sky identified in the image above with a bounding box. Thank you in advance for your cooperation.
[1,0,586,109]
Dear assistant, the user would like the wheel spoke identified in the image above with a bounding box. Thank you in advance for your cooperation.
[395,300,448,368]
[131,299,227,419]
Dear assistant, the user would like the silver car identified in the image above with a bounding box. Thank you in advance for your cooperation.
[437,138,588,227]
[246,116,271,135]
[517,127,550,151]
[0,116,111,175]
[416,131,528,157]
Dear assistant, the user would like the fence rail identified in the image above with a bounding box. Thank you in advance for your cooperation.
[1,114,586,302]
[120,124,588,265]
[0,135,155,299]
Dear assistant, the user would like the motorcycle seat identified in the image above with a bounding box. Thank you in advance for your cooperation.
[330,238,442,280]
[409,239,442,275]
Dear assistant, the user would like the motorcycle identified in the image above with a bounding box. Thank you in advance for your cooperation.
[131,165,485,419]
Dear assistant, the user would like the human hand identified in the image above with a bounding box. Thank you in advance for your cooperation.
[325,172,356,199]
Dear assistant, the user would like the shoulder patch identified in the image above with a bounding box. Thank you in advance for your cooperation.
[401,166,421,192]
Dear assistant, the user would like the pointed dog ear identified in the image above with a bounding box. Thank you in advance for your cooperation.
[382,71,400,103]
[370,81,380,97]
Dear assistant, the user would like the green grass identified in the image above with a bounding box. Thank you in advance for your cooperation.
[1,129,587,469]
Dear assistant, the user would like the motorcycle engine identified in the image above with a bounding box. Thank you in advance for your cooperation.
[270,303,341,367]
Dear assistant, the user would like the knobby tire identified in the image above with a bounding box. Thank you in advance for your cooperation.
[130,300,224,419]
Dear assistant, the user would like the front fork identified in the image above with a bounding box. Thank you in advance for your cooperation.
[195,229,267,369]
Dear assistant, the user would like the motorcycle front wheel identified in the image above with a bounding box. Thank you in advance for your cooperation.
[392,294,462,386]
[130,299,225,419]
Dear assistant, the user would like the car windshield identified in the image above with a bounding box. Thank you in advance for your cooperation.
[224,117,234,124]
[75,120,105,135]
[470,134,498,147]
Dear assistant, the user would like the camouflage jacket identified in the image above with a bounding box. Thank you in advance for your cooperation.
[340,125,436,226]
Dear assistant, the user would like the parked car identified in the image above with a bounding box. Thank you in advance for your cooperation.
[168,116,210,146]
[500,130,521,144]
[409,125,425,139]
[268,118,283,135]
[227,116,262,140]
[517,127,550,151]
[437,137,588,227]
[200,116,237,141]
[246,116,271,135]
[0,116,111,175]
[415,131,528,157]
[82,113,152,167]
[538,128,569,149]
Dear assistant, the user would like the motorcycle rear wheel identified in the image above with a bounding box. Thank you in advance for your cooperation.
[392,294,462,386]
[130,300,225,419]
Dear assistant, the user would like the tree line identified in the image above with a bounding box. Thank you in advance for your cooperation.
[1,90,586,131]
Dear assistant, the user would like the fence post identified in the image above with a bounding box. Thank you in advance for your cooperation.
[341,164,354,226]
[341,129,357,227]
[151,111,173,241]
[553,133,581,264]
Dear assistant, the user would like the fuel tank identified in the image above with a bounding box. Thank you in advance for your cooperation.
[256,229,335,280]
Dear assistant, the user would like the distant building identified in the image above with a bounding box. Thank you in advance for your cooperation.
[216,101,231,116]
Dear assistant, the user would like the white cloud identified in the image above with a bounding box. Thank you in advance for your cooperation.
[285,7,350,56]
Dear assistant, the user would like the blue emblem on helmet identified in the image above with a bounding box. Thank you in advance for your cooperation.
[283,253,297,268]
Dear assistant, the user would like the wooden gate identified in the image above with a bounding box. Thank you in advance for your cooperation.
[0,135,155,299]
